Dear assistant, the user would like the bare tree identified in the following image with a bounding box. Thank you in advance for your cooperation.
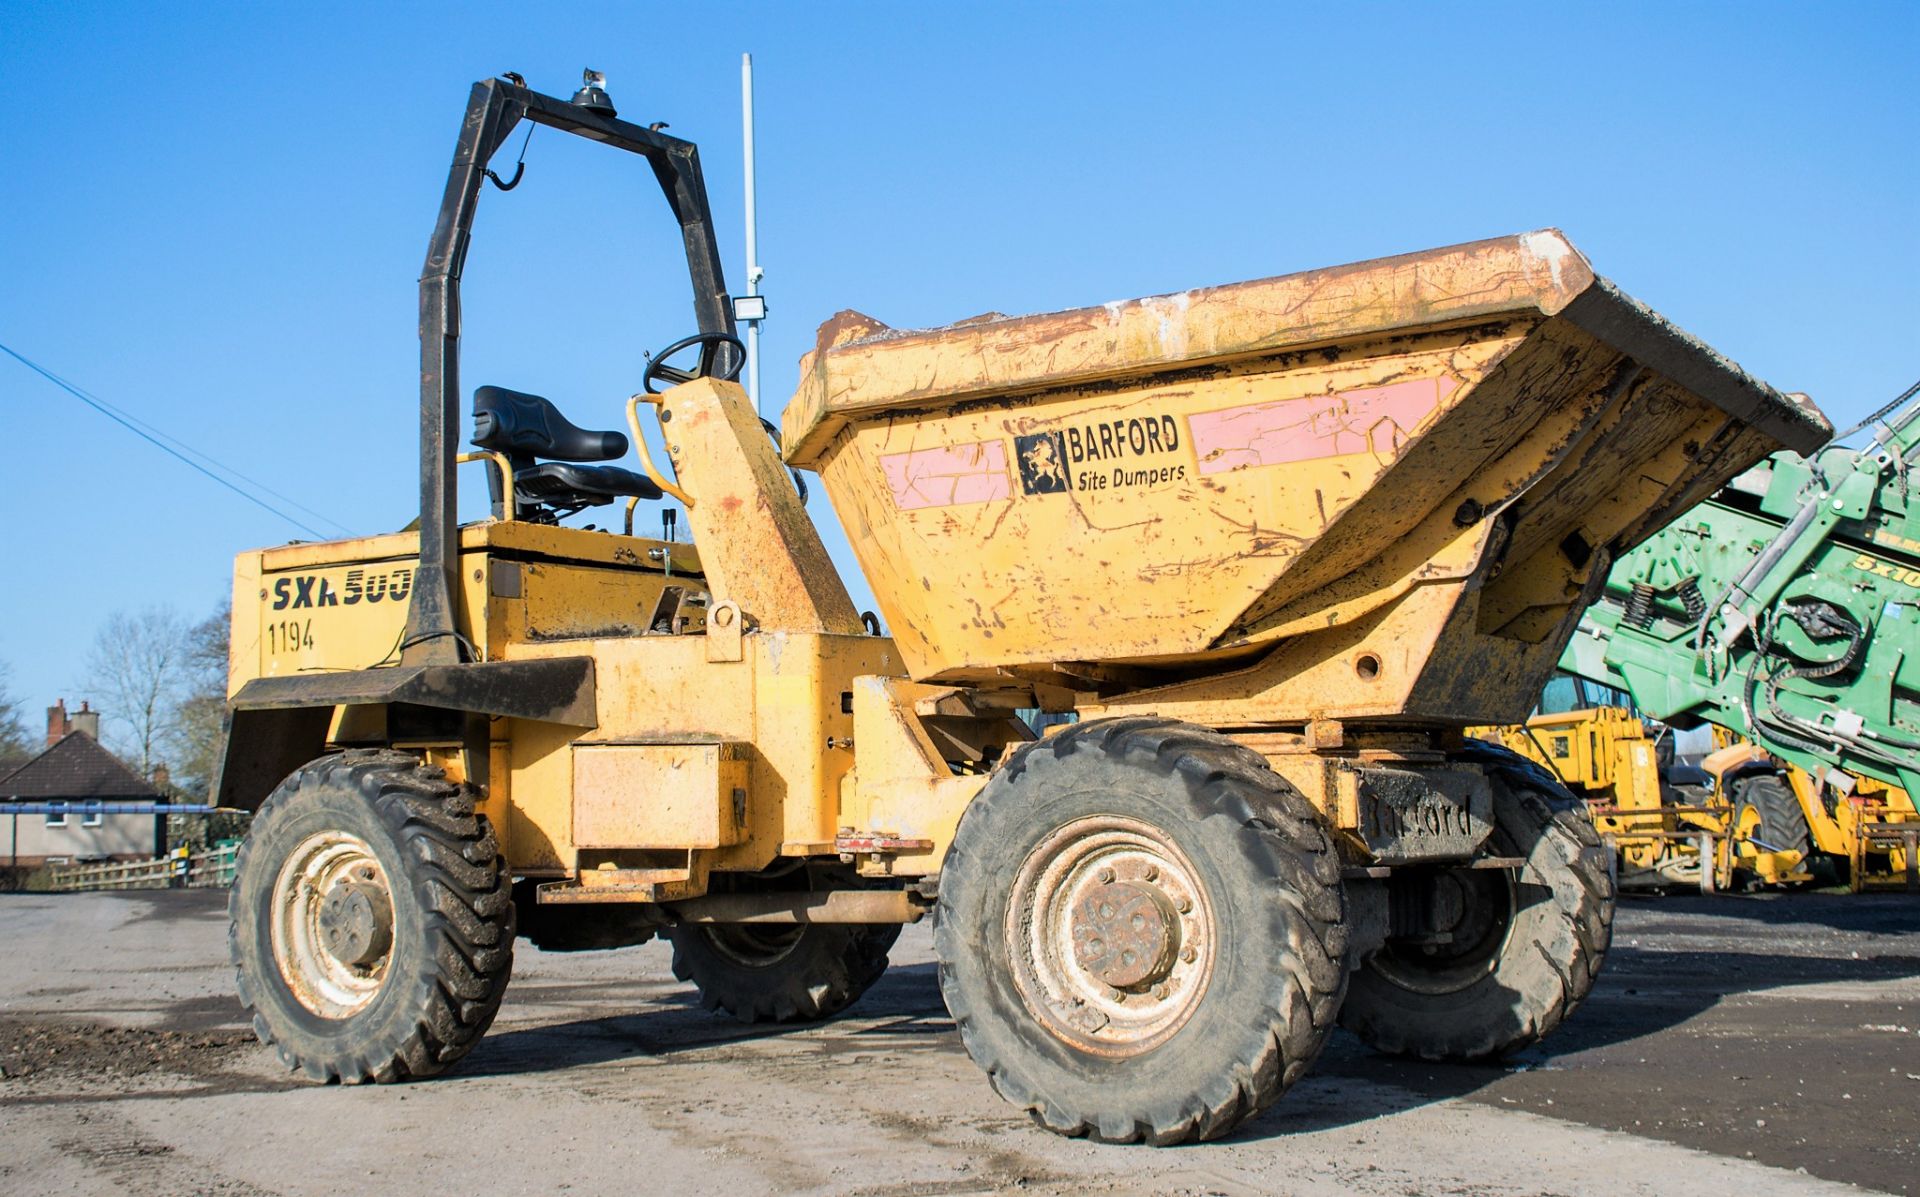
[172,601,232,798]
[0,662,31,773]
[85,606,193,780]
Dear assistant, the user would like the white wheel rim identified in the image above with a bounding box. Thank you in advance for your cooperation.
[269,831,395,1019]
[1006,814,1216,1057]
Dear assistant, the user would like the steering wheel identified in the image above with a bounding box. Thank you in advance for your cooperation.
[643,332,747,394]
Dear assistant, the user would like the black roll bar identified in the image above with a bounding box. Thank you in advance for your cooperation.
[401,77,735,666]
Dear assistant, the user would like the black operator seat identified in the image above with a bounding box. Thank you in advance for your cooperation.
[471,386,662,520]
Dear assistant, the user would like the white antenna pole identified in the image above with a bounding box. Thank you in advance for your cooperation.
[741,53,764,413]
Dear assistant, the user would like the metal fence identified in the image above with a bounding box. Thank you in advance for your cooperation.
[50,843,239,892]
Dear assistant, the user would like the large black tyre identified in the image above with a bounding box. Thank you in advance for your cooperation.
[229,750,514,1082]
[1339,741,1613,1061]
[935,717,1347,1145]
[667,867,900,1023]
[668,924,898,1022]
[1729,772,1812,860]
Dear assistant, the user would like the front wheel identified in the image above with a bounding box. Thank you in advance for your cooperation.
[935,718,1348,1145]
[1339,742,1614,1061]
[229,750,514,1082]
[1730,772,1812,858]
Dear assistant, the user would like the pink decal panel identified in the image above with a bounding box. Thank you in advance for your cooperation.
[881,441,1013,511]
[1189,376,1460,477]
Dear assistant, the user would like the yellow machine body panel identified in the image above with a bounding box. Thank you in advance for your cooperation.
[232,520,703,685]
[490,630,899,881]
[785,230,1822,727]
[1798,769,1920,892]
[224,389,909,890]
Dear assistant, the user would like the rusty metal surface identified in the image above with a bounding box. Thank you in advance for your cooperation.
[658,378,862,636]
[832,832,936,855]
[1350,764,1494,864]
[786,230,1822,464]
[664,888,927,925]
[1069,880,1179,989]
[1005,815,1215,1056]
[782,230,1829,728]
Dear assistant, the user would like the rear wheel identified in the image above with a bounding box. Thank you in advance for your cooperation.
[1339,742,1613,1061]
[666,867,899,1023]
[935,717,1347,1145]
[229,750,514,1082]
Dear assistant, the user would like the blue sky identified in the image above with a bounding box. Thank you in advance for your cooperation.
[1,2,1915,720]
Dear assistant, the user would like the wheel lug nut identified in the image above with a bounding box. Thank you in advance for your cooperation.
[1181,946,1197,964]
[1109,987,1126,1002]
[1153,984,1169,1000]
[1143,865,1159,882]
[1176,897,1192,914]
[1097,867,1115,884]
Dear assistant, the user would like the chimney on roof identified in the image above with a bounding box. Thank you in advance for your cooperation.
[71,701,101,741]
[151,762,171,794]
[46,699,70,747]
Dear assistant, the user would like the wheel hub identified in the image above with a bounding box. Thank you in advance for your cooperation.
[1070,880,1178,989]
[268,831,395,1019]
[1374,860,1517,994]
[319,880,394,967]
[1426,872,1467,934]
[1007,815,1215,1057]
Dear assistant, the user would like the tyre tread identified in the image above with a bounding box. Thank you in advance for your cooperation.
[1341,739,1614,1061]
[229,749,514,1084]
[937,718,1347,1145]
[667,908,898,1024]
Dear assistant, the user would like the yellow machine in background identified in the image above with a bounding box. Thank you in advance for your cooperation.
[1716,746,1919,893]
[1480,676,1916,892]
[1473,678,1804,892]
[1802,769,1920,892]
[213,74,1829,1145]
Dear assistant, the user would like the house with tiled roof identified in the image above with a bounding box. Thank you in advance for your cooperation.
[1,701,166,868]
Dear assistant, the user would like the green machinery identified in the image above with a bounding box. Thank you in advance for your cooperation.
[1562,383,1920,888]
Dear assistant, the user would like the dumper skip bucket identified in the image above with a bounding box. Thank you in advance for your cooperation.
[783,231,1828,725]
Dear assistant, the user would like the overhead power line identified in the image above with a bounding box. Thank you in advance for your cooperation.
[0,339,352,540]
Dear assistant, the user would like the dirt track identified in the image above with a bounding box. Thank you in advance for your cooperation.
[1,889,1915,1196]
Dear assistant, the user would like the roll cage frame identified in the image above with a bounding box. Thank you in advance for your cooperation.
[402,76,737,667]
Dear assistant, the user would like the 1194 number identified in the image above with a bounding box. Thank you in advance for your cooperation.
[266,619,314,654]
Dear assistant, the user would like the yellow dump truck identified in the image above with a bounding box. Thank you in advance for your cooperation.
[214,74,1830,1143]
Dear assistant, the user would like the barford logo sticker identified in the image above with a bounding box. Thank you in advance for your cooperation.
[1018,414,1187,495]
[1014,432,1070,495]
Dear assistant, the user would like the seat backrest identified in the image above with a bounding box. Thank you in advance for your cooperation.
[472,386,628,462]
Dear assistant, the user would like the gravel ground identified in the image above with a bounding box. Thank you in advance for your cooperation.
[0,888,1914,1196]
